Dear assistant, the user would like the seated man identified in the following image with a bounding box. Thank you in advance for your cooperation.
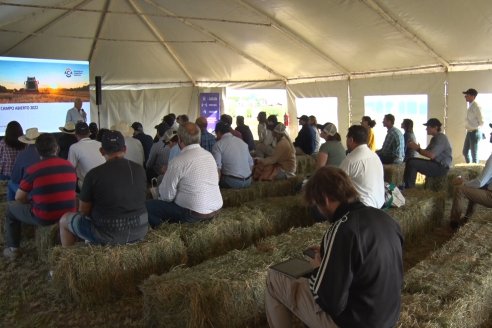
[235,116,255,152]
[449,134,492,229]
[376,114,404,164]
[195,116,216,153]
[404,118,452,189]
[293,115,316,155]
[145,122,223,227]
[131,122,154,164]
[3,133,77,259]
[59,130,148,246]
[339,125,385,208]
[213,121,253,189]
[68,122,105,190]
[265,166,403,328]
[7,127,41,201]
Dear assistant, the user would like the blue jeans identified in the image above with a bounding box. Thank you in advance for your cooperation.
[145,199,206,228]
[220,176,252,189]
[403,158,449,189]
[7,181,19,201]
[5,202,55,248]
[463,130,480,163]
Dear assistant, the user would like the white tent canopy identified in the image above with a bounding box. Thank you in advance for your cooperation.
[1,0,492,162]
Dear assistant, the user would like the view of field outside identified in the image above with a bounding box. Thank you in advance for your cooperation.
[364,95,428,149]
[224,88,287,139]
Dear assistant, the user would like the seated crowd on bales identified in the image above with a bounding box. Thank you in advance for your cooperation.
[2,95,491,260]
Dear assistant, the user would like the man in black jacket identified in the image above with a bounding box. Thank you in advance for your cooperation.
[293,115,316,155]
[265,166,403,328]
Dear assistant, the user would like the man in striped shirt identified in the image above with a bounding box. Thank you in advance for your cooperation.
[265,167,403,328]
[3,133,77,260]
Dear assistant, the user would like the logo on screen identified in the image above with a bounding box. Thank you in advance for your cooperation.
[65,68,73,78]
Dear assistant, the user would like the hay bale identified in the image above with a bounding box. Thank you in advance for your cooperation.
[389,189,445,243]
[0,180,7,202]
[181,196,313,265]
[296,155,316,176]
[383,164,405,186]
[221,176,304,207]
[424,163,484,196]
[141,224,327,328]
[49,229,187,304]
[35,223,59,260]
[398,211,492,327]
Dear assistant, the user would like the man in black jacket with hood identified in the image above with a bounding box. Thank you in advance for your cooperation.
[265,166,403,328]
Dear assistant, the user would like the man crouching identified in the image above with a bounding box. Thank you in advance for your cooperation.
[265,166,403,328]
[59,130,148,245]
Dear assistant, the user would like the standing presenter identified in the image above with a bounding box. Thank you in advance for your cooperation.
[66,98,87,124]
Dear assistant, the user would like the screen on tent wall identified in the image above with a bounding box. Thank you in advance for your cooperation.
[0,56,90,136]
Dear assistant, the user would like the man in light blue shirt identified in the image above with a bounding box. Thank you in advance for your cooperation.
[212,121,253,189]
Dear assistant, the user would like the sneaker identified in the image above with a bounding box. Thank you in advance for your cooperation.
[3,247,19,260]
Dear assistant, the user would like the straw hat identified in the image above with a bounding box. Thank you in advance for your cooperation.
[18,127,41,144]
[59,122,76,134]
[112,122,133,137]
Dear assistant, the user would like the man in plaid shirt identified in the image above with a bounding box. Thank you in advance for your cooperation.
[376,114,404,164]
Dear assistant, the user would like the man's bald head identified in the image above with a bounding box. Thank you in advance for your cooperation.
[195,116,208,130]
[178,122,201,146]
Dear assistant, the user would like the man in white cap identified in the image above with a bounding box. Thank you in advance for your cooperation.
[65,98,87,124]
[7,128,42,201]
[68,122,105,190]
[462,88,483,163]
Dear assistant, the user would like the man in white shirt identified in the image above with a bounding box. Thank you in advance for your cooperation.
[339,125,385,208]
[65,98,87,124]
[145,122,223,227]
[462,88,484,163]
[113,122,144,166]
[450,133,492,229]
[213,121,253,189]
[68,122,105,190]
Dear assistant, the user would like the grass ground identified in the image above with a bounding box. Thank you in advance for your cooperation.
[0,203,490,327]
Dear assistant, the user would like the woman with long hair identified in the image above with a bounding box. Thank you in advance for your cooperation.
[401,118,418,161]
[0,121,26,180]
[361,116,377,152]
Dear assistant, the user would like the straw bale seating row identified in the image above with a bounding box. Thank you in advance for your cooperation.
[398,211,492,327]
[221,175,304,207]
[140,190,446,328]
[424,163,484,197]
[295,154,316,176]
[49,195,314,304]
[383,163,405,186]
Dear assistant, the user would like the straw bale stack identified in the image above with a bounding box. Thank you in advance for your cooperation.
[35,223,59,260]
[296,155,316,176]
[383,164,405,186]
[49,229,187,304]
[141,223,327,328]
[221,175,304,207]
[425,163,483,196]
[0,180,7,202]
[389,189,445,243]
[398,211,492,327]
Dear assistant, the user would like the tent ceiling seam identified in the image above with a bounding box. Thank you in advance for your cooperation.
[234,0,351,75]
[89,0,111,62]
[1,0,93,55]
[127,0,197,85]
[144,0,287,81]
[360,0,450,70]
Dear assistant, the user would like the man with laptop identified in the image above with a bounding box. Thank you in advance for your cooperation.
[265,166,403,328]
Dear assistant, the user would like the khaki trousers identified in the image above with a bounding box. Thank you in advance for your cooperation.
[265,269,338,328]
[450,185,492,221]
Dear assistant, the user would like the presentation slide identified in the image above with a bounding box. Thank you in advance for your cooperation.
[0,56,90,136]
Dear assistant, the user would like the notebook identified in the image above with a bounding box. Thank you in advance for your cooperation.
[269,258,314,279]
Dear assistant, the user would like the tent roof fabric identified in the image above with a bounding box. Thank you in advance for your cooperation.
[1,0,492,86]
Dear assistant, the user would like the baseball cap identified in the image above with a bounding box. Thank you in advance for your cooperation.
[131,122,143,132]
[297,115,309,121]
[163,129,178,143]
[214,121,230,134]
[75,122,89,135]
[321,122,337,136]
[462,88,478,96]
[101,130,125,153]
[423,118,442,128]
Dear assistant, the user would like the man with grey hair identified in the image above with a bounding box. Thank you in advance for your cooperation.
[65,98,87,123]
[146,122,223,227]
